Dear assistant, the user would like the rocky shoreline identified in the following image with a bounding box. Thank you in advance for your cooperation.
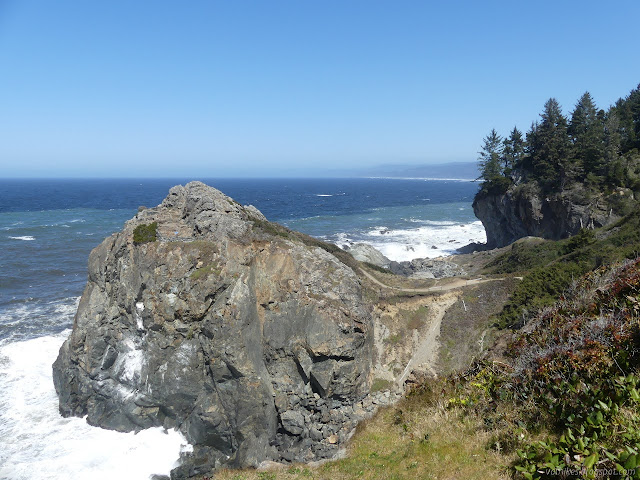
[344,242,466,278]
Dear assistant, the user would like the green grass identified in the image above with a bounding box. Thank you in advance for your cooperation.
[363,262,389,274]
[404,306,429,330]
[251,218,292,239]
[209,384,513,480]
[190,261,222,280]
[371,377,393,392]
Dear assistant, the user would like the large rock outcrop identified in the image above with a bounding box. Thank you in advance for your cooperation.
[473,181,622,249]
[53,182,373,477]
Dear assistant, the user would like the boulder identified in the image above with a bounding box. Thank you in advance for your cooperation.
[343,243,391,268]
[53,182,373,477]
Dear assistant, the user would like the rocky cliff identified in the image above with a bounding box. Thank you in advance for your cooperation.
[53,182,374,477]
[472,180,626,249]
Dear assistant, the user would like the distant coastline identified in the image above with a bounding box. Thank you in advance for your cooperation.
[364,176,477,182]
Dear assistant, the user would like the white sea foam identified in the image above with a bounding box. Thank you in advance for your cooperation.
[316,194,333,197]
[52,298,80,317]
[336,220,486,262]
[8,236,35,241]
[0,332,190,480]
[135,302,145,331]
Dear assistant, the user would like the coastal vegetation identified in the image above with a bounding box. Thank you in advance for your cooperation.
[486,209,640,329]
[473,83,640,329]
[132,221,158,244]
[478,85,640,196]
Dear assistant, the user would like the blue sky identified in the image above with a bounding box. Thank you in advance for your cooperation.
[1,1,639,178]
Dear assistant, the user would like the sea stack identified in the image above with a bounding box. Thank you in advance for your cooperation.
[53,182,373,477]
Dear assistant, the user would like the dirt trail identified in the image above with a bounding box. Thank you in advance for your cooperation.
[365,268,517,388]
[395,293,458,386]
[359,267,504,293]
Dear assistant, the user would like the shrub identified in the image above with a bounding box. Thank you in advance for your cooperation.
[133,222,158,244]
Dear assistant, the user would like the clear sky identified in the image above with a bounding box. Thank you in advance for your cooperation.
[1,0,639,178]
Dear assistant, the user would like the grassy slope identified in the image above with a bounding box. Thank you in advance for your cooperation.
[485,209,640,328]
[210,389,514,480]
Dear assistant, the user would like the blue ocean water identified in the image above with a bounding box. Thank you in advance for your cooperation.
[0,177,483,479]
[0,177,483,344]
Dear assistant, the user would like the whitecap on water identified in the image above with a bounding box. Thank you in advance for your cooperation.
[348,221,486,262]
[0,332,190,480]
[8,236,35,241]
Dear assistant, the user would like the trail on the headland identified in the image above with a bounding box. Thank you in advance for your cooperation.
[358,267,508,293]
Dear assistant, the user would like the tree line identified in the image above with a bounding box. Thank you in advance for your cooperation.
[478,85,640,193]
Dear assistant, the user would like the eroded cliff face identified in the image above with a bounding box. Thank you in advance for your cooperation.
[473,182,618,249]
[52,182,373,476]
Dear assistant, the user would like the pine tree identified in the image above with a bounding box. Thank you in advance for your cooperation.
[568,92,605,178]
[629,84,640,151]
[613,84,640,152]
[530,98,572,189]
[478,129,504,184]
[502,126,525,173]
[604,109,622,159]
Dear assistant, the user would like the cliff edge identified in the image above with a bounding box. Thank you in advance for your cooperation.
[472,177,630,249]
[53,182,373,476]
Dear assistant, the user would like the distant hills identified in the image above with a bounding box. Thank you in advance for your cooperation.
[335,161,479,180]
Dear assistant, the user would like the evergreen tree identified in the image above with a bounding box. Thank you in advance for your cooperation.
[530,98,572,189]
[502,126,525,173]
[604,111,624,186]
[478,129,504,183]
[630,85,640,151]
[604,110,622,161]
[568,92,605,177]
[614,84,640,152]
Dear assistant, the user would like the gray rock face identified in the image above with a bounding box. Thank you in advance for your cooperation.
[473,182,618,249]
[388,258,466,278]
[52,182,373,477]
[343,243,391,268]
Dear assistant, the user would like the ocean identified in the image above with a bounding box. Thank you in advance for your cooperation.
[0,177,484,479]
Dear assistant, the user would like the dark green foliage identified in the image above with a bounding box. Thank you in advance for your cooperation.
[614,84,640,152]
[487,239,563,275]
[478,129,504,184]
[502,126,525,173]
[494,263,582,328]
[480,175,513,195]
[488,210,640,329]
[363,262,389,274]
[250,218,292,239]
[133,222,158,244]
[474,84,640,206]
[530,98,573,190]
[569,92,605,178]
[561,228,596,255]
